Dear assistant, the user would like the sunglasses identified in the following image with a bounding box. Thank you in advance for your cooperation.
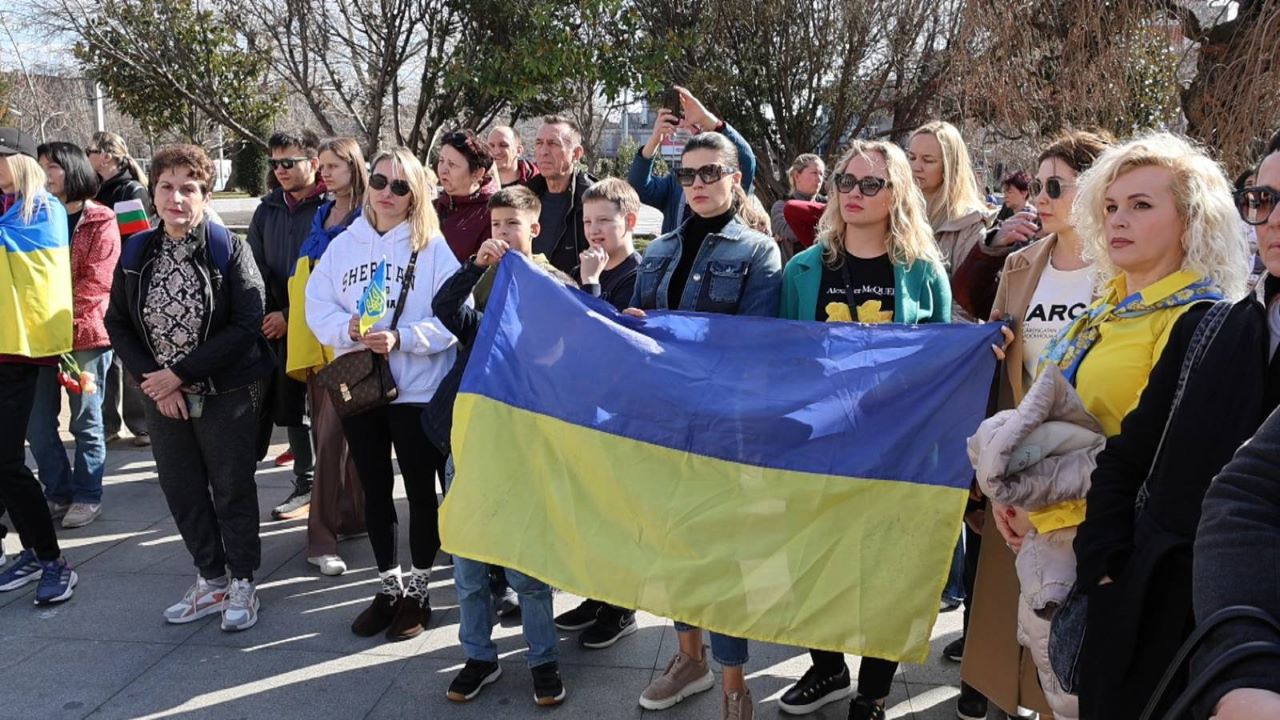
[675,163,737,187]
[833,173,889,196]
[267,156,313,171]
[1236,186,1279,226]
[369,173,412,197]
[1030,177,1074,200]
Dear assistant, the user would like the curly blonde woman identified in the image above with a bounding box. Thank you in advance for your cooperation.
[776,139,951,720]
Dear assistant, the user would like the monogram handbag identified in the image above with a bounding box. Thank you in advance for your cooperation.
[315,252,418,418]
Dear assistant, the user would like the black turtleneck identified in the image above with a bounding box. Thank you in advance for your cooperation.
[667,207,735,308]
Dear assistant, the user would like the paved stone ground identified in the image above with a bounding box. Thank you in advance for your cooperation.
[1,434,991,720]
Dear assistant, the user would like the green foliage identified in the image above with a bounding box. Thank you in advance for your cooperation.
[231,137,267,195]
[71,0,281,145]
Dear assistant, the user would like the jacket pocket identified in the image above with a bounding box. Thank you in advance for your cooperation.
[698,260,750,312]
[636,255,672,309]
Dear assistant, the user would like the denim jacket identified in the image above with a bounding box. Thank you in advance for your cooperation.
[630,216,782,317]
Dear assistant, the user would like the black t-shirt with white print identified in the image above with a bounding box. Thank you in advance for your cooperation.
[816,252,896,323]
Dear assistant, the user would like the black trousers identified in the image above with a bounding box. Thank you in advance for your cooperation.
[103,355,148,436]
[0,363,61,560]
[146,385,262,580]
[341,403,445,572]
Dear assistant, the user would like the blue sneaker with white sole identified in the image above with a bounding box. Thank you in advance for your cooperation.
[34,557,77,605]
[0,549,41,591]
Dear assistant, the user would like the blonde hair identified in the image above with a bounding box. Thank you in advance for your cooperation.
[583,177,641,216]
[815,140,942,269]
[89,131,148,188]
[910,121,986,229]
[738,191,772,234]
[2,154,52,223]
[364,147,442,252]
[1074,131,1248,299]
[787,153,825,194]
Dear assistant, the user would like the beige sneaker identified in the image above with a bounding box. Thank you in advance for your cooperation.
[723,689,753,720]
[639,650,715,710]
[61,503,101,528]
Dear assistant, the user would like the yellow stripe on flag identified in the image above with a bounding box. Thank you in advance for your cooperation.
[440,393,968,663]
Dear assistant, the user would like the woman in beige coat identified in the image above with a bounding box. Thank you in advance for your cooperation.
[963,130,1114,720]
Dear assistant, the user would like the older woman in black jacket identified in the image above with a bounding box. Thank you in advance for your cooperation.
[104,144,274,633]
[1072,139,1280,719]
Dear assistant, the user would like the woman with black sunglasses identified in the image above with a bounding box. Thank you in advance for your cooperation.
[305,147,461,643]
[961,130,1113,720]
[775,139,951,720]
[626,131,782,720]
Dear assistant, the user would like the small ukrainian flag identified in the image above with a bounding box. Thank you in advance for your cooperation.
[357,258,388,335]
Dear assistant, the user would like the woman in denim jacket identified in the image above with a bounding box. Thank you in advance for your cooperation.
[627,131,782,720]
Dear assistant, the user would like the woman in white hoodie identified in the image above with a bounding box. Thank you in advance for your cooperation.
[305,147,461,642]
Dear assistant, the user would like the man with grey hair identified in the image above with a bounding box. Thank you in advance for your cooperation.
[527,115,596,275]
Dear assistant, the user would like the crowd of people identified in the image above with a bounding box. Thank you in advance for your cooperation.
[0,82,1279,720]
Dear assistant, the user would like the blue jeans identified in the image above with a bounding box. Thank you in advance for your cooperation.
[27,349,112,505]
[455,555,558,667]
[673,622,749,667]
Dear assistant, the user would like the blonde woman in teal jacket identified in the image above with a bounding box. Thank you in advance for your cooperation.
[776,139,951,720]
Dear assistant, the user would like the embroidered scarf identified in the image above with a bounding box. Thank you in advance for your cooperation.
[1039,275,1223,383]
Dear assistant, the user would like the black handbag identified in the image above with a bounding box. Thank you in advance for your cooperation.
[1048,300,1234,695]
[314,251,418,418]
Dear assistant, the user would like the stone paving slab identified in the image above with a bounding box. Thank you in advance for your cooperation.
[0,436,1001,719]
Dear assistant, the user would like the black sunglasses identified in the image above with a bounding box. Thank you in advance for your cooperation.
[1030,177,1074,200]
[675,163,737,187]
[268,156,313,171]
[1236,186,1279,226]
[369,173,412,197]
[833,173,889,196]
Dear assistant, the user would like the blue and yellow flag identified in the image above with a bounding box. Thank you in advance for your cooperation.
[441,254,1002,662]
[357,257,388,335]
[0,194,72,358]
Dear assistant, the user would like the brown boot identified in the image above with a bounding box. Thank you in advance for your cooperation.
[386,594,430,641]
[352,574,401,637]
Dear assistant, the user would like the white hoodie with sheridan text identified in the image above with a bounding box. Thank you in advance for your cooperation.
[305,215,463,405]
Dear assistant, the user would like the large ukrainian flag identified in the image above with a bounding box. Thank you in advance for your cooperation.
[440,254,1002,662]
[0,194,72,358]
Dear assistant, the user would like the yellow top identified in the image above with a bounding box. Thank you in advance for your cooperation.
[1029,270,1204,532]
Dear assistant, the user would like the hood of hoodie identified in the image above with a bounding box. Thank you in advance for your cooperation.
[436,175,500,214]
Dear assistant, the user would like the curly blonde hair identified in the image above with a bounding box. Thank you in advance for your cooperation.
[815,140,942,269]
[1073,131,1248,299]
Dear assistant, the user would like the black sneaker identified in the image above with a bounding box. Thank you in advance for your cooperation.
[779,663,851,714]
[554,598,602,631]
[531,661,566,706]
[271,483,312,520]
[956,682,988,720]
[579,606,637,649]
[848,695,886,720]
[943,636,965,662]
[446,659,502,702]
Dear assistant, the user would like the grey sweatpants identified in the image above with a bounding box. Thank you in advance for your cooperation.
[144,384,262,580]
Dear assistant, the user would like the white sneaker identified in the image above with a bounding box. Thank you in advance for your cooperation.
[164,575,229,624]
[307,555,347,576]
[221,578,259,632]
[62,503,101,529]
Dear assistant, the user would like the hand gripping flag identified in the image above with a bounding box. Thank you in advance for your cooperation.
[357,258,388,335]
[440,254,1003,662]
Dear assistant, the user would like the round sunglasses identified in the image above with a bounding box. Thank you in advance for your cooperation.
[833,173,889,196]
[1029,177,1075,200]
[1236,186,1278,226]
[267,156,313,171]
[369,173,412,197]
[675,163,737,187]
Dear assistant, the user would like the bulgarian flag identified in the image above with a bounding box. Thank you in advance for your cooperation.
[113,198,151,237]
